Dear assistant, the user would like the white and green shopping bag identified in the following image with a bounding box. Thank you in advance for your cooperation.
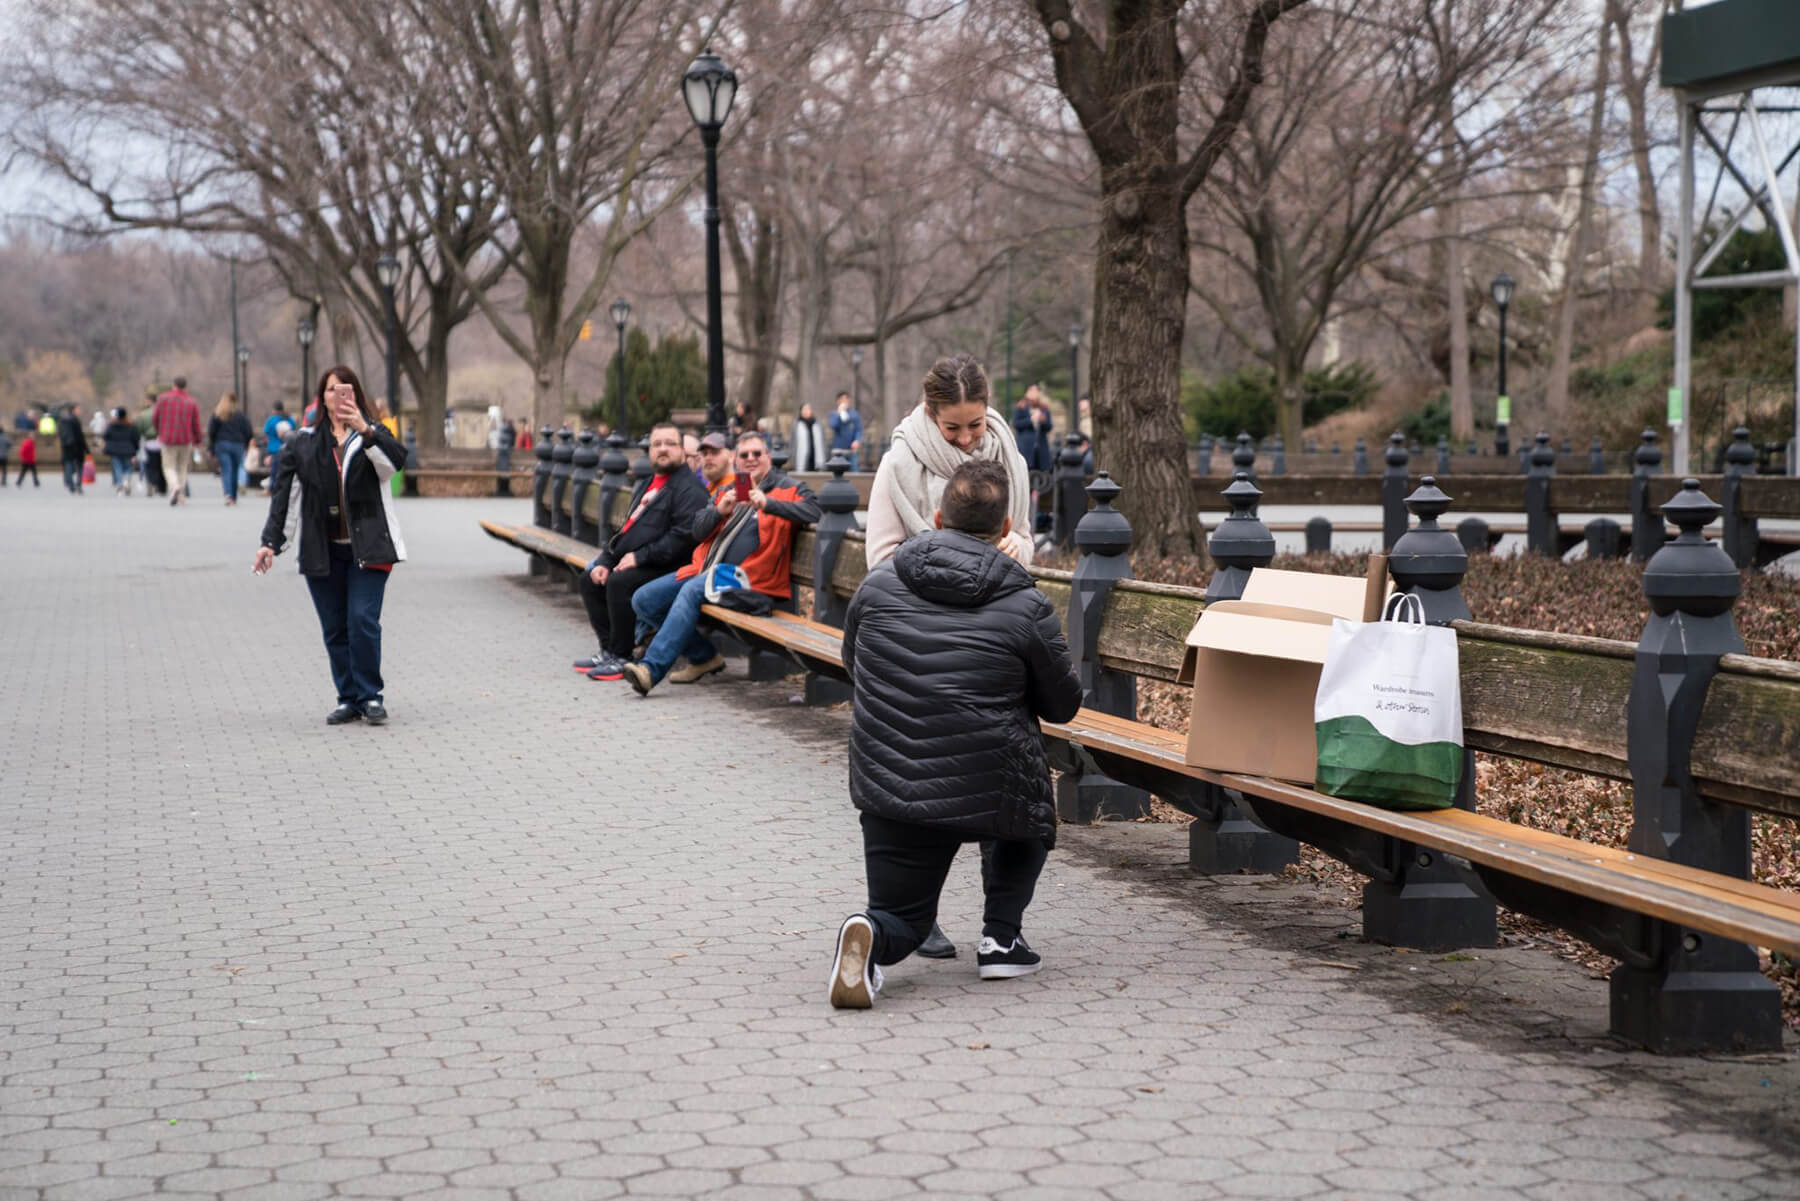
[1313,594,1463,810]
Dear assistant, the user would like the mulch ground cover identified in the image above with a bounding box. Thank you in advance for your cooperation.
[1058,548,1800,1032]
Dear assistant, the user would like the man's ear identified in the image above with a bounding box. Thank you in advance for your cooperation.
[933,510,945,530]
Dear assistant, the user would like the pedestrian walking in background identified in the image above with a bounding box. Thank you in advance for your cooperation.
[828,391,863,469]
[153,377,203,505]
[253,366,408,727]
[58,404,90,494]
[0,429,11,486]
[135,392,164,497]
[102,408,141,495]
[16,427,39,487]
[829,460,1084,1008]
[209,392,253,506]
[790,403,828,472]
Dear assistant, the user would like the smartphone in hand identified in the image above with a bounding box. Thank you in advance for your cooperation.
[735,474,751,504]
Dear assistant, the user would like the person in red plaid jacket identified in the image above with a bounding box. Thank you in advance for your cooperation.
[152,378,205,506]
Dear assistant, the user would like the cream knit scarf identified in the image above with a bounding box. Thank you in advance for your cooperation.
[880,401,1033,550]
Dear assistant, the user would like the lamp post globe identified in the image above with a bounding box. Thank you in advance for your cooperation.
[609,297,631,440]
[1490,273,1514,456]
[296,318,316,425]
[376,252,401,431]
[683,51,738,434]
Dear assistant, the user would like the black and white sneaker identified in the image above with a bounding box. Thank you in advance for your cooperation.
[977,936,1041,980]
[572,648,608,673]
[828,914,884,1009]
[586,653,627,681]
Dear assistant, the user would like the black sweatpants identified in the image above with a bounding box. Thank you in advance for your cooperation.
[578,564,664,658]
[860,811,1048,966]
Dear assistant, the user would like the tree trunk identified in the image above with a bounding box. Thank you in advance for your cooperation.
[1274,357,1307,451]
[1544,18,1612,433]
[726,201,783,424]
[1611,0,1663,315]
[1091,166,1200,558]
[1443,201,1473,441]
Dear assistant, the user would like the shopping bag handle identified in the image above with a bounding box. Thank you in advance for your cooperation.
[1381,592,1426,625]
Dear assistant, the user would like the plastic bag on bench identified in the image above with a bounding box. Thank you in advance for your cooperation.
[1313,593,1462,811]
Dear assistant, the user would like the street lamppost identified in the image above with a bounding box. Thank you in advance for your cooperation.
[296,317,316,425]
[236,344,252,416]
[376,252,401,429]
[682,50,738,435]
[1490,272,1515,457]
[609,297,631,440]
[851,346,863,415]
[1067,321,1082,434]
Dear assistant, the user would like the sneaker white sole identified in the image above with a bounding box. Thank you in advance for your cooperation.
[829,916,875,1009]
[978,961,1042,980]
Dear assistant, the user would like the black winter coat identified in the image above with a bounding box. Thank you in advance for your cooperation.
[590,468,710,573]
[102,421,140,461]
[842,529,1083,844]
[259,423,408,576]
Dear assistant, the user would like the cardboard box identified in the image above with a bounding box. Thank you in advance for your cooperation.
[1179,558,1388,784]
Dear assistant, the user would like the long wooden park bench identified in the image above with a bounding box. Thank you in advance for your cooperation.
[483,446,1800,1055]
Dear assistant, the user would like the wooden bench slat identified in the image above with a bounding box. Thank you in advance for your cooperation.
[1042,709,1800,957]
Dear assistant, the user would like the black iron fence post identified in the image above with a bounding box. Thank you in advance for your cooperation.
[549,427,575,536]
[805,455,861,707]
[532,426,554,532]
[1054,435,1088,551]
[1192,472,1298,874]
[1232,432,1256,485]
[1381,432,1409,551]
[1525,431,1558,556]
[1057,472,1151,823]
[1612,479,1781,1053]
[569,431,600,546]
[1721,426,1758,569]
[597,434,631,541]
[1630,429,1663,563]
[1362,478,1498,950]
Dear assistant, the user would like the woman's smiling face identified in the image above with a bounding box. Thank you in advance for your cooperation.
[932,400,987,453]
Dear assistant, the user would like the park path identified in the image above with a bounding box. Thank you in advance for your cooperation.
[1,478,1796,1201]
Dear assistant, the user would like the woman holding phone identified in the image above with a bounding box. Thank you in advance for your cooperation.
[253,366,408,726]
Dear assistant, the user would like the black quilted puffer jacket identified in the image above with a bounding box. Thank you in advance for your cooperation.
[842,529,1084,843]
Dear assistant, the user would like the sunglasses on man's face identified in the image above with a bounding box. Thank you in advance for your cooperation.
[738,450,765,460]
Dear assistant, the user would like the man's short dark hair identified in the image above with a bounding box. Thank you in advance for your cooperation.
[272,401,285,413]
[835,391,851,403]
[173,376,187,389]
[650,422,680,439]
[940,461,1009,539]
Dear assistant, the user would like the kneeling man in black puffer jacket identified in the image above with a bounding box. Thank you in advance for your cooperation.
[829,460,1084,1008]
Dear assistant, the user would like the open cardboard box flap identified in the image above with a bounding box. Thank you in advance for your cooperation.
[1178,557,1389,783]
[1176,565,1387,685]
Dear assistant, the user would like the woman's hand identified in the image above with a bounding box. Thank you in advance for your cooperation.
[999,529,1031,564]
[252,546,274,575]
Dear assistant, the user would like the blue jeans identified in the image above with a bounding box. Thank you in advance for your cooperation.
[62,456,82,492]
[305,542,390,706]
[215,442,245,500]
[110,456,131,488]
[630,571,717,683]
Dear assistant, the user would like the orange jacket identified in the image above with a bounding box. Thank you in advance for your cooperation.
[676,468,821,598]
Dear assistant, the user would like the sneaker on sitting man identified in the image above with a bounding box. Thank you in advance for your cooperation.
[572,648,610,673]
[829,914,884,1009]
[976,935,1041,980]
[668,654,727,684]
[585,653,627,681]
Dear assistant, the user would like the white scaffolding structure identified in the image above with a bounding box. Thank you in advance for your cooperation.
[1664,1,1800,475]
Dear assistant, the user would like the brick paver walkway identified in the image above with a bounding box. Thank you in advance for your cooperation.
[2,477,1796,1201]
